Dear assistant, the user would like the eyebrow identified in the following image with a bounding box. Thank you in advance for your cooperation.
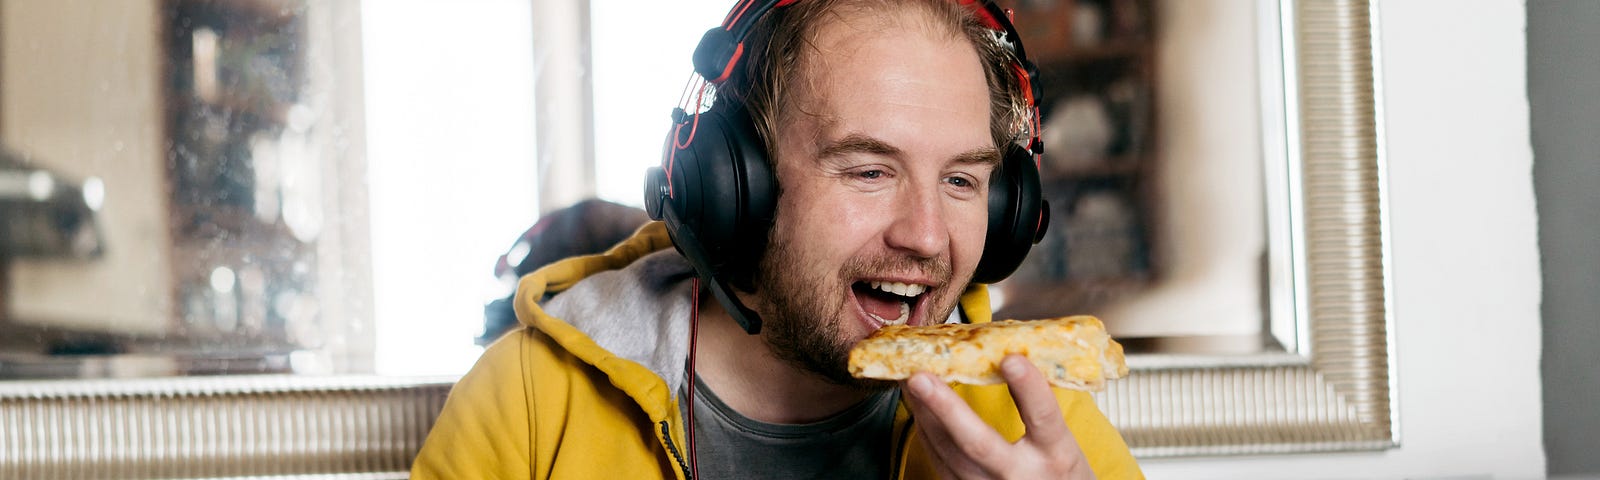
[952,146,1003,168]
[818,133,1002,167]
[818,133,901,159]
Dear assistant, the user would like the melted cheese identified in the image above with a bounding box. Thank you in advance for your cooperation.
[847,315,1128,392]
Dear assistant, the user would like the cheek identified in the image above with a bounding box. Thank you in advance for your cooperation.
[952,203,990,274]
[775,181,886,253]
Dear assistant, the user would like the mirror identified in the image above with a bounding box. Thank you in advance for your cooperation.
[0,0,1394,471]
[990,0,1279,357]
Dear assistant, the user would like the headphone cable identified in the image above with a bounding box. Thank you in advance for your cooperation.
[686,277,702,479]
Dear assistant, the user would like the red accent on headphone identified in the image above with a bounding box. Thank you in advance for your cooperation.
[666,84,714,199]
[665,123,684,198]
[724,0,758,26]
[1036,197,1046,232]
[1013,62,1042,162]
[710,42,745,84]
[960,0,1004,30]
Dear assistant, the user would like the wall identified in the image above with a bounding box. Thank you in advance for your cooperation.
[1528,0,1600,477]
[1,0,173,335]
[1138,0,1547,478]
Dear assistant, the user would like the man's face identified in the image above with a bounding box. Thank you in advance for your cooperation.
[752,11,998,388]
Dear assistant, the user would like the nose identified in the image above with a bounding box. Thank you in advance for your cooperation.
[883,183,949,259]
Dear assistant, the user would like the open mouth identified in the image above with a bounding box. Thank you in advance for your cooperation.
[850,280,928,327]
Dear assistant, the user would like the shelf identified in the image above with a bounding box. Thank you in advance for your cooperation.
[1044,158,1143,181]
[172,203,272,233]
[167,204,315,274]
[218,0,306,25]
[170,93,290,125]
[172,0,307,30]
[1040,40,1150,64]
[993,276,1151,320]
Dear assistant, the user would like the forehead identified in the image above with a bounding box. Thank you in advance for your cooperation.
[783,6,992,151]
[797,4,975,90]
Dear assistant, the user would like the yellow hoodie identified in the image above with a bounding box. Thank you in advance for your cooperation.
[411,222,1143,479]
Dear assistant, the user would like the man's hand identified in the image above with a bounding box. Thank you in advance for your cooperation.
[901,354,1096,480]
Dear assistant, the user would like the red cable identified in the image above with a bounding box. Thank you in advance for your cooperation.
[665,123,683,198]
[677,84,708,151]
[665,83,711,199]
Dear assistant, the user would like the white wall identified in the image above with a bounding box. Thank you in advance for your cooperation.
[1138,0,1546,478]
[2,0,173,335]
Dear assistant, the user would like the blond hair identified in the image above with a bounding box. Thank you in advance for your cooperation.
[714,0,1030,162]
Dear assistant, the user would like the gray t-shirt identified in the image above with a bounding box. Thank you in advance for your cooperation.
[678,374,900,479]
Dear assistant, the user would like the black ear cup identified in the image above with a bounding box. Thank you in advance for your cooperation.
[972,146,1048,284]
[646,105,777,289]
[647,104,1047,287]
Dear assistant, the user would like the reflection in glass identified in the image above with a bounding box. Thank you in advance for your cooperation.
[0,0,539,379]
[994,0,1270,356]
[165,0,320,370]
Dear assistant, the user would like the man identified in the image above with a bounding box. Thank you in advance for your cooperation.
[411,0,1142,478]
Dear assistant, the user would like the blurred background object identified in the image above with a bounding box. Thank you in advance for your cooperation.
[479,198,649,345]
[995,0,1160,327]
[0,147,105,260]
[0,146,115,378]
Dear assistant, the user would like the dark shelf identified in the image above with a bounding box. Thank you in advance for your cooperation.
[1042,40,1151,64]
[1043,155,1145,181]
[169,93,290,125]
[994,276,1151,320]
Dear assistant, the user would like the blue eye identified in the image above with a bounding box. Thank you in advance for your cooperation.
[946,176,972,188]
[859,170,885,179]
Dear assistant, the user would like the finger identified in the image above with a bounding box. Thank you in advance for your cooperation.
[904,371,1010,465]
[901,375,970,471]
[908,412,953,480]
[1001,355,1073,448]
[922,434,960,480]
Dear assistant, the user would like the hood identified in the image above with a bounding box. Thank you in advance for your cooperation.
[511,221,996,421]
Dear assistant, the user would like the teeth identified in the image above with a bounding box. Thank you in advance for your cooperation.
[863,280,921,328]
[869,281,926,297]
[868,301,912,326]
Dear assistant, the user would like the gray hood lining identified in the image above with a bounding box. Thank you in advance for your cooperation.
[540,250,697,396]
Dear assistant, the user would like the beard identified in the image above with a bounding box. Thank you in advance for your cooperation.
[752,228,961,390]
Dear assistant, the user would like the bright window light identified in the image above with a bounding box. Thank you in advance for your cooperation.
[591,0,732,206]
[362,0,538,376]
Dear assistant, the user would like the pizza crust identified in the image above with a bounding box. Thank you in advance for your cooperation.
[847,315,1128,392]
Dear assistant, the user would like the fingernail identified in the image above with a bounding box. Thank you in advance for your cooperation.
[1002,356,1027,378]
[909,374,932,396]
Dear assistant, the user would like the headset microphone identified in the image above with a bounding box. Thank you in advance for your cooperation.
[646,102,775,334]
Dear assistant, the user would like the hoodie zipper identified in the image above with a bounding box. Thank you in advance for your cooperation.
[659,420,692,480]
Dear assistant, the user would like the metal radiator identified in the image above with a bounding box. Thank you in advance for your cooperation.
[0,375,453,479]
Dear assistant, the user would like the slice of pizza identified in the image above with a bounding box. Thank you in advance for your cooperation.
[847,315,1128,392]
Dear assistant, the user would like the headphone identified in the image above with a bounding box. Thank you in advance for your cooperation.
[644,0,1049,335]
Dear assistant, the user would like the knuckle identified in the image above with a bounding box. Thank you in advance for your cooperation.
[963,441,1002,464]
